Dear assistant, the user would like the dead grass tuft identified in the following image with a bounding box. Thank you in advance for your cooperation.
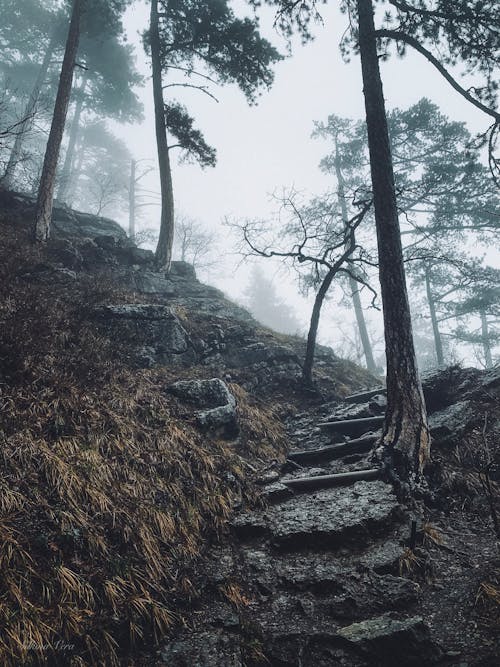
[475,571,500,627]
[399,547,424,576]
[422,523,445,547]
[220,582,253,609]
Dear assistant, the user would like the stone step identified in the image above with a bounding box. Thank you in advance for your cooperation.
[318,416,384,437]
[282,468,380,493]
[344,387,386,403]
[231,480,401,551]
[337,614,441,665]
[288,434,377,465]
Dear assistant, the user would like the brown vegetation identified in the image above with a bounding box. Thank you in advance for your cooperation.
[0,215,287,665]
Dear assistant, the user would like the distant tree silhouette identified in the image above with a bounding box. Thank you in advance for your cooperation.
[244,267,303,336]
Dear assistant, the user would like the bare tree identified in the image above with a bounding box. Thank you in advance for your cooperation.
[174,215,217,271]
[127,158,155,240]
[235,189,373,385]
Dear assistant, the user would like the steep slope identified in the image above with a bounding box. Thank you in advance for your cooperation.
[0,192,374,666]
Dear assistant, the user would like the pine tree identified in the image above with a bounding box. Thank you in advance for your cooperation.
[33,0,133,240]
[244,267,303,335]
[146,0,282,271]
[255,0,500,490]
[34,0,83,241]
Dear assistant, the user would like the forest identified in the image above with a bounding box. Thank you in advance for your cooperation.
[0,0,499,665]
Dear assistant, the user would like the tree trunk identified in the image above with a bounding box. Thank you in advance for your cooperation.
[128,159,136,239]
[334,153,377,374]
[480,308,493,369]
[303,267,337,386]
[2,31,58,189]
[34,0,82,242]
[424,266,444,367]
[150,0,175,272]
[57,69,88,203]
[357,0,430,489]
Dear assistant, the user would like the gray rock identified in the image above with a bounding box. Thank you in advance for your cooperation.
[337,614,440,665]
[128,246,154,264]
[481,366,500,392]
[227,342,299,367]
[368,394,387,412]
[232,481,401,550]
[231,511,270,540]
[170,261,197,279]
[240,548,417,621]
[160,630,242,667]
[422,366,481,413]
[207,602,240,629]
[357,540,404,574]
[120,269,177,296]
[46,238,83,270]
[94,304,192,367]
[52,208,128,242]
[271,481,399,549]
[428,400,475,446]
[261,482,294,503]
[241,549,347,594]
[169,378,238,438]
[203,547,236,585]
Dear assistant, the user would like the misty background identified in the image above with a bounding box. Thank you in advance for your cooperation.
[2,0,498,369]
[120,1,496,366]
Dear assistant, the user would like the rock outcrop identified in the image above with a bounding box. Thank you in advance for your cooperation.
[169,378,239,438]
[94,303,194,367]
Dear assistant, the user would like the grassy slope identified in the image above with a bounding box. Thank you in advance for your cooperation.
[0,208,375,665]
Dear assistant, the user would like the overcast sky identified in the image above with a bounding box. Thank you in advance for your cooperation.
[116,0,497,364]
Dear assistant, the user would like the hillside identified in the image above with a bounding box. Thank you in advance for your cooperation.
[0,193,498,666]
[0,192,376,666]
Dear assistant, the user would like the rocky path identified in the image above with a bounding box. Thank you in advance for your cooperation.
[158,389,444,667]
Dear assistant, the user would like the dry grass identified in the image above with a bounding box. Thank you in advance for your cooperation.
[475,571,500,628]
[422,523,445,547]
[0,216,286,665]
[399,547,424,576]
[220,583,253,609]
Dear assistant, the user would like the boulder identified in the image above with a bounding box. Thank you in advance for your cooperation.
[337,614,440,665]
[422,366,482,413]
[170,261,197,279]
[120,270,177,296]
[52,208,128,242]
[169,378,239,438]
[428,400,477,446]
[93,236,155,267]
[46,238,83,270]
[227,342,299,367]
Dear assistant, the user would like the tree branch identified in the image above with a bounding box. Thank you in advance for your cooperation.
[375,29,500,123]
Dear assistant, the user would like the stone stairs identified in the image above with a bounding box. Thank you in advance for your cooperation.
[159,387,442,666]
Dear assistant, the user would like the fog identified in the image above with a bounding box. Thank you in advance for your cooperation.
[1,0,498,368]
[110,0,496,366]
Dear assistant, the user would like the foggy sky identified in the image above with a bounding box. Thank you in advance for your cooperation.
[116,0,498,363]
